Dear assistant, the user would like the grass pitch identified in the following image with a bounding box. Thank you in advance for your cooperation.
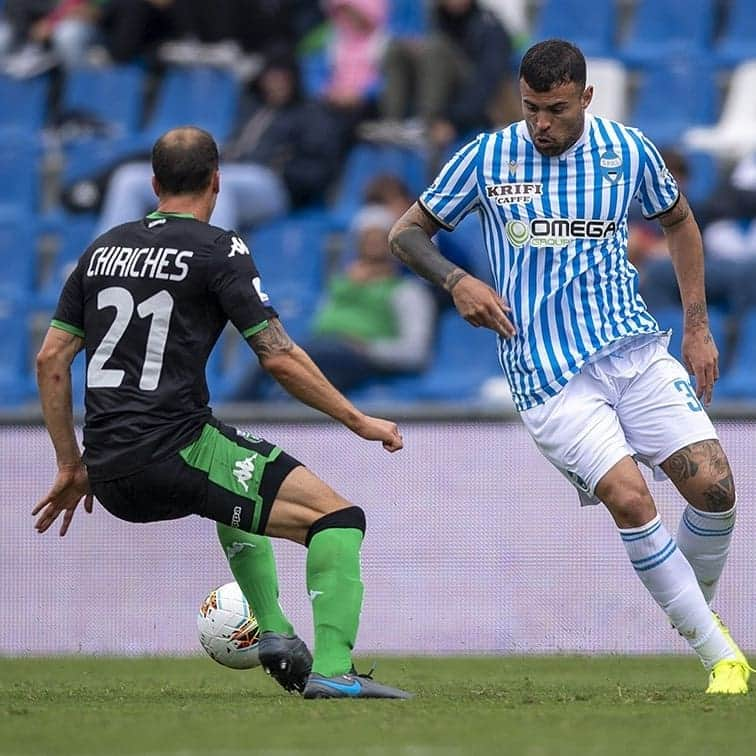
[1,656,755,755]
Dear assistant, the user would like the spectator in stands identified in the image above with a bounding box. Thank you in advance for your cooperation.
[362,0,514,150]
[362,173,413,221]
[0,0,97,75]
[96,53,347,233]
[634,150,752,317]
[236,204,436,399]
[96,0,176,64]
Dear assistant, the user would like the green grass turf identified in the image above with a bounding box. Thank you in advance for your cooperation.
[1,656,755,756]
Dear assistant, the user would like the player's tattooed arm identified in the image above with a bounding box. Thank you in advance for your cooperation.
[389,203,467,292]
[247,318,295,360]
[661,440,735,512]
[390,202,516,338]
[247,319,403,452]
[657,191,718,401]
[657,192,691,230]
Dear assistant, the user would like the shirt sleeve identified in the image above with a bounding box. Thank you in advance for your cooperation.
[419,136,482,230]
[208,231,278,338]
[51,261,85,338]
[633,132,680,219]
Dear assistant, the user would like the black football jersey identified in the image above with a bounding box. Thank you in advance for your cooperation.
[52,211,277,482]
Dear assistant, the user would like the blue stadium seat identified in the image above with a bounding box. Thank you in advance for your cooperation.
[389,0,428,36]
[535,0,616,58]
[144,66,240,144]
[0,214,36,298]
[621,0,715,66]
[651,306,727,368]
[630,60,717,147]
[683,151,720,210]
[35,215,97,307]
[207,213,329,399]
[413,309,502,400]
[0,73,48,136]
[715,0,756,67]
[0,298,33,405]
[249,213,327,339]
[330,142,427,230]
[716,309,756,399]
[62,64,144,137]
[0,137,40,213]
[437,213,490,283]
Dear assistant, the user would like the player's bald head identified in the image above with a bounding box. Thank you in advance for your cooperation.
[152,127,219,196]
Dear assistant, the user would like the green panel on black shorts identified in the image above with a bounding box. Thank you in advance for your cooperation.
[179,424,283,534]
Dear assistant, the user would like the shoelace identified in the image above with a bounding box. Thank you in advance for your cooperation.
[350,663,377,680]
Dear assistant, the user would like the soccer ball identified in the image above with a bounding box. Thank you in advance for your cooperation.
[197,581,261,669]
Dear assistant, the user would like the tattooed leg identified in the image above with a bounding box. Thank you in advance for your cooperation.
[661,440,736,512]
[662,440,737,605]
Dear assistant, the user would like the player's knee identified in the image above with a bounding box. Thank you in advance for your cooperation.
[601,482,656,528]
[305,506,366,547]
[698,475,736,512]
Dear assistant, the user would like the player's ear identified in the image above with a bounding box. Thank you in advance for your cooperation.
[581,85,594,111]
[151,175,161,199]
[212,170,220,195]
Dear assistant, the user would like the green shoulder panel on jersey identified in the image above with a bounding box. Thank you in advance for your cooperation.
[179,423,282,534]
[50,319,84,338]
[242,320,269,339]
[146,210,196,220]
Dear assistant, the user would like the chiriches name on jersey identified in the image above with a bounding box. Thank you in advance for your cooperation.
[86,246,194,281]
[486,182,543,205]
[505,218,618,248]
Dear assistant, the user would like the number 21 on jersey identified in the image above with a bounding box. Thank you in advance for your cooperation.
[87,286,173,391]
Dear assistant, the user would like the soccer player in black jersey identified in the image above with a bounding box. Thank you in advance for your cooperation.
[32,126,411,700]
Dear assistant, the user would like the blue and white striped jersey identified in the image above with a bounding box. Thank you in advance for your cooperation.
[420,114,679,411]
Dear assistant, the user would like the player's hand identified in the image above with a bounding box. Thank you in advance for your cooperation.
[450,275,516,339]
[32,463,93,536]
[352,415,404,453]
[682,327,719,406]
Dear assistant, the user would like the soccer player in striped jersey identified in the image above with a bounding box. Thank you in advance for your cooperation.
[390,39,749,694]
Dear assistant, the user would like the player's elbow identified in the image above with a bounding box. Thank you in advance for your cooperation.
[259,347,297,379]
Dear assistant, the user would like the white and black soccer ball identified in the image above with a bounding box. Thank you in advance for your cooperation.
[197,581,261,669]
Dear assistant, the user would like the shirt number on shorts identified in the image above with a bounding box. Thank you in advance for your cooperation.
[674,379,703,412]
[87,287,174,391]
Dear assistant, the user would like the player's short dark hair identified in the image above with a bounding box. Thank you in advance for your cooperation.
[519,39,586,92]
[152,127,219,195]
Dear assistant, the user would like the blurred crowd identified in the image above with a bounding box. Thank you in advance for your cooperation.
[1,0,755,404]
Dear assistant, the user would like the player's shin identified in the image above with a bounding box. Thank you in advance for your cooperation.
[619,515,734,669]
[676,504,735,605]
[305,507,366,678]
[216,523,295,636]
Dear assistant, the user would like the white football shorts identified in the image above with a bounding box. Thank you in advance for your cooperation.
[519,334,718,506]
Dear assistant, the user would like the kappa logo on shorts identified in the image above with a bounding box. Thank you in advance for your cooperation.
[233,454,258,492]
[237,429,262,443]
[228,236,250,258]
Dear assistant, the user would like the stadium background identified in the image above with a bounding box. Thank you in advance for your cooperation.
[2,0,756,658]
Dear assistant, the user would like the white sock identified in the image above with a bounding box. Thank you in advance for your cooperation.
[619,515,734,669]
[676,504,736,605]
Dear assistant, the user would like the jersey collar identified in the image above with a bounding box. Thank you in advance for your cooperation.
[146,210,196,219]
[516,112,594,160]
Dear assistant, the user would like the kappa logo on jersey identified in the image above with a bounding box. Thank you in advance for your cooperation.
[505,218,618,248]
[486,182,543,205]
[228,236,250,258]
[600,150,622,183]
[232,453,257,492]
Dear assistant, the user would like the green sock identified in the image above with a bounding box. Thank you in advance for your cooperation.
[216,523,294,636]
[306,527,364,677]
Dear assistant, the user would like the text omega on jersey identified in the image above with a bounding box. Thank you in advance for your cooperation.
[86,246,194,281]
